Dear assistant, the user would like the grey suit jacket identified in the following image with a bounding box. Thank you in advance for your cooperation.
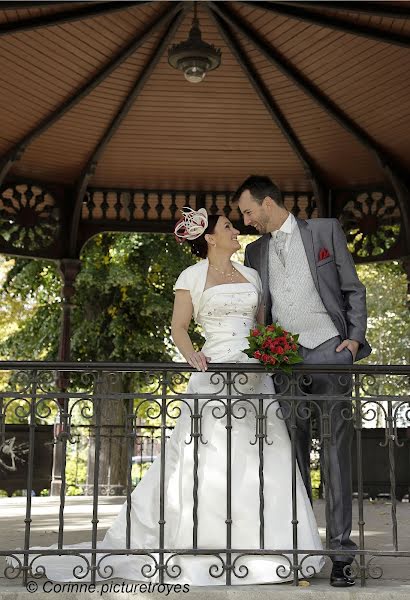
[244,217,372,362]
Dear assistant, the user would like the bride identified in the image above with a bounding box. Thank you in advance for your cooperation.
[7,208,325,586]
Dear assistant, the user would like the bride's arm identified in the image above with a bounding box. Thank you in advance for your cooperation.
[171,290,210,372]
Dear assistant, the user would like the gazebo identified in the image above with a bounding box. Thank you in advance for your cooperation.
[0,2,409,590]
[0,0,409,363]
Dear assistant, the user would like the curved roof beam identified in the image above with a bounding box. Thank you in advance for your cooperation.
[280,2,410,20]
[239,1,410,48]
[210,1,410,246]
[0,2,150,37]
[208,6,328,216]
[209,2,402,169]
[0,2,181,187]
[69,3,186,256]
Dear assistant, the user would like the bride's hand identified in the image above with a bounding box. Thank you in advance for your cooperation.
[186,351,211,372]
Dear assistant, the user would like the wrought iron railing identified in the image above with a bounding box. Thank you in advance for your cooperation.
[0,361,409,587]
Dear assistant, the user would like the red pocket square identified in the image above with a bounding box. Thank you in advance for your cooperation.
[319,248,330,261]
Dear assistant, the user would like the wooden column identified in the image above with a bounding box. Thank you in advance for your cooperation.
[51,258,81,496]
[56,258,82,387]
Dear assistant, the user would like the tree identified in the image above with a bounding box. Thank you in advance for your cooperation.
[0,233,201,494]
[0,233,202,362]
[0,238,408,491]
[355,261,409,427]
[356,261,409,366]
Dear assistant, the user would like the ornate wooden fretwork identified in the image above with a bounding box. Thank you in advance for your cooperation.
[82,188,318,225]
[77,187,318,253]
[0,180,407,267]
[0,183,61,253]
[338,189,402,262]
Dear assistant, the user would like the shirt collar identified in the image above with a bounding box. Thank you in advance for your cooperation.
[270,212,294,237]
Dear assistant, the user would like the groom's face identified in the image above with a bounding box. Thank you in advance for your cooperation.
[238,190,271,234]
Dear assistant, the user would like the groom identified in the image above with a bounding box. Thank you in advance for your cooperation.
[232,175,371,587]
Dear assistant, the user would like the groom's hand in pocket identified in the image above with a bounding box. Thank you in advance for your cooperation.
[336,338,359,361]
[187,351,212,372]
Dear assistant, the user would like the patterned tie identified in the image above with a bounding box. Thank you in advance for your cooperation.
[273,230,287,266]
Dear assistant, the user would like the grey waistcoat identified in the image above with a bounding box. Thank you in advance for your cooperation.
[268,225,339,348]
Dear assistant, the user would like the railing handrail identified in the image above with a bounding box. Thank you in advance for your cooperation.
[0,360,408,374]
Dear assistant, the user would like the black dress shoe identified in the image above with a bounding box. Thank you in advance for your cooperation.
[330,561,355,587]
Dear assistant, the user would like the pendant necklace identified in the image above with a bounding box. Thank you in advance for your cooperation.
[210,262,237,283]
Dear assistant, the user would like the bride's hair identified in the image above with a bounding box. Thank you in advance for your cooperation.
[187,214,220,259]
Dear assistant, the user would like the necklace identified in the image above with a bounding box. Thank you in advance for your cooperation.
[209,262,238,282]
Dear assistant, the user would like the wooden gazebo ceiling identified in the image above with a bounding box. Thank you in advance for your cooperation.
[0,1,409,194]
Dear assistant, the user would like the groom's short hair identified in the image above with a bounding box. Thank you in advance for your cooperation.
[231,175,284,208]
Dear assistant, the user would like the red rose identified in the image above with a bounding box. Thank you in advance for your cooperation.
[292,344,297,351]
[262,353,270,363]
[251,328,260,337]
[254,350,262,359]
[284,344,290,351]
[276,346,284,355]
[266,324,275,332]
[269,356,277,365]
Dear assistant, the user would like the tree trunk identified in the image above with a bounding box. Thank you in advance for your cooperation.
[85,371,130,495]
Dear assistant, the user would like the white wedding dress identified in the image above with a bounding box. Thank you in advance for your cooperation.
[8,282,325,585]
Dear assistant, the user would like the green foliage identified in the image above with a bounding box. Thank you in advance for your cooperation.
[0,249,408,370]
[0,233,201,363]
[311,469,321,500]
[355,261,409,426]
[356,261,409,365]
[0,258,61,360]
[65,441,88,496]
[0,235,201,493]
[0,240,408,490]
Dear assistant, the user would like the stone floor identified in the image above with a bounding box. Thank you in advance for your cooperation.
[0,497,409,598]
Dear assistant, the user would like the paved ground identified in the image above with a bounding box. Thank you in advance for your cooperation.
[0,497,409,598]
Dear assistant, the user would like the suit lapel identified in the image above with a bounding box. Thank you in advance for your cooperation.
[296,218,320,294]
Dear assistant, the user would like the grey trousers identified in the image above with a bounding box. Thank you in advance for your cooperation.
[277,335,358,564]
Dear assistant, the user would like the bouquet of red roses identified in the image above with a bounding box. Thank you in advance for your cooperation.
[243,323,303,373]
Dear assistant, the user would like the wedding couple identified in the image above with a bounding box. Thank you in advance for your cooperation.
[171,175,371,587]
[8,176,370,587]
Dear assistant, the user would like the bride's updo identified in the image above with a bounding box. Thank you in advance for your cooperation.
[174,209,220,259]
[187,214,219,258]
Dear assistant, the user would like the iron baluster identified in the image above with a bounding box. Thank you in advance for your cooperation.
[354,372,366,586]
